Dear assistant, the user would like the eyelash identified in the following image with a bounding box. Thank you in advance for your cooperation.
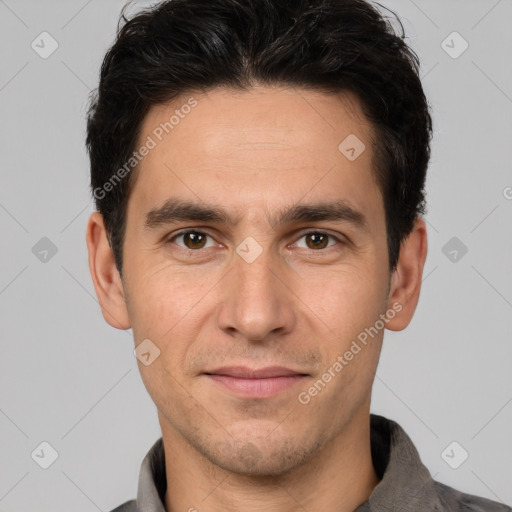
[166,229,344,253]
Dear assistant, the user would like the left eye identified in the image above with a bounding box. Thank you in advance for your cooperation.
[293,231,339,250]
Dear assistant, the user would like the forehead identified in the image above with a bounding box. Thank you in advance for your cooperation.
[140,85,373,161]
[129,86,382,224]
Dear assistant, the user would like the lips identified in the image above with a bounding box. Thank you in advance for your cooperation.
[205,366,306,379]
[203,366,308,398]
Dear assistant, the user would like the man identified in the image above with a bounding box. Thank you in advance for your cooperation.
[85,0,511,510]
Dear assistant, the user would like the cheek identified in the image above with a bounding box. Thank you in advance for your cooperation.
[313,340,381,435]
[294,261,387,338]
[126,262,209,335]
[125,262,227,382]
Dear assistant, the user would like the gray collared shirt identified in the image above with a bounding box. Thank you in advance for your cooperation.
[111,414,511,511]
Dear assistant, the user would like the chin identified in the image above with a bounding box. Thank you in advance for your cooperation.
[193,428,323,477]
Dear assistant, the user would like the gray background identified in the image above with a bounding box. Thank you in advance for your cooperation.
[0,0,511,510]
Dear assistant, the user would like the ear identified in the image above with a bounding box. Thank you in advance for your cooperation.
[85,211,131,330]
[385,217,428,331]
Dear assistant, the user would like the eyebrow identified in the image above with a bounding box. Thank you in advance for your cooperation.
[144,197,368,232]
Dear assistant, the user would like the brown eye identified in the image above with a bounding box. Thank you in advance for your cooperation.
[170,230,215,250]
[294,231,338,250]
[305,232,329,249]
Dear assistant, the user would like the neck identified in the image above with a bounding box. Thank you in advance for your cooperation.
[161,407,380,512]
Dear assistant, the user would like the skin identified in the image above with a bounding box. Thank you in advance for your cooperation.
[86,85,427,511]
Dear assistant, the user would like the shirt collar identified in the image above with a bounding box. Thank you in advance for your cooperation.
[354,414,443,511]
[136,437,166,512]
[135,414,442,511]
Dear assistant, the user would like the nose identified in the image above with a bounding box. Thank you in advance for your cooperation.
[216,244,297,342]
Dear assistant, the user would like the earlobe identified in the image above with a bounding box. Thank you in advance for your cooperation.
[386,218,428,332]
[85,211,131,330]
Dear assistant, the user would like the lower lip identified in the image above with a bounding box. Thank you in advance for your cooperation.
[205,374,306,398]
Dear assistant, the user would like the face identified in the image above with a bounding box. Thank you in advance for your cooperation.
[105,86,403,475]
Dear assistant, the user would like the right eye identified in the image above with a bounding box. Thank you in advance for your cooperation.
[166,229,218,251]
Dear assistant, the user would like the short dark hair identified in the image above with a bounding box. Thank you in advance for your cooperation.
[86,0,433,277]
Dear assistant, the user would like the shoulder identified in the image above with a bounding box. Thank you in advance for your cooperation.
[434,481,512,511]
[109,500,137,512]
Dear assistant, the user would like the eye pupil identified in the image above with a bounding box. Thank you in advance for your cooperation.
[184,231,206,249]
[306,233,328,249]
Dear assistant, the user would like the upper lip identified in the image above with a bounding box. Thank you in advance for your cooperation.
[204,366,307,379]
